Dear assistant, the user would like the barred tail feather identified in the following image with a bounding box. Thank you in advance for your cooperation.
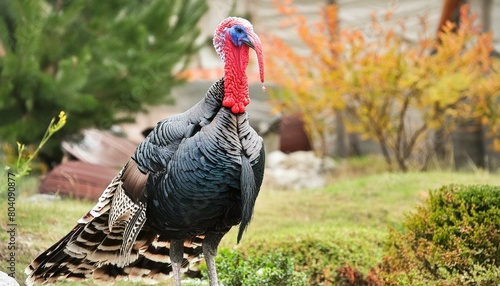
[25,215,204,285]
[25,165,204,285]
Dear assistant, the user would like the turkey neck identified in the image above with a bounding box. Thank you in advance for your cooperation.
[222,43,250,114]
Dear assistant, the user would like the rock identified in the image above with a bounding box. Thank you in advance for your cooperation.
[265,150,288,169]
[26,193,61,203]
[0,271,20,286]
[264,150,336,190]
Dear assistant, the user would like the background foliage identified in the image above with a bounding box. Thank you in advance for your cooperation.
[0,0,208,164]
[215,249,307,286]
[211,183,500,285]
[267,1,500,171]
[380,184,500,285]
[3,161,500,285]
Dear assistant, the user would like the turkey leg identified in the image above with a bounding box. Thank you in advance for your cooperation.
[170,239,184,286]
[203,232,224,286]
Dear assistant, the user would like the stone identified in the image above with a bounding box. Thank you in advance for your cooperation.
[0,271,20,286]
[26,193,61,203]
[264,150,336,190]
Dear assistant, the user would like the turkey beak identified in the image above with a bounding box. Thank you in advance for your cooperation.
[244,31,265,85]
[241,38,255,49]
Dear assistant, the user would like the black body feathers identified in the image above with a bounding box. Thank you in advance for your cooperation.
[25,78,265,285]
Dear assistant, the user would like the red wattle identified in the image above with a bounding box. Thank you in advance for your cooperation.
[215,18,265,114]
[223,33,251,115]
[222,98,234,108]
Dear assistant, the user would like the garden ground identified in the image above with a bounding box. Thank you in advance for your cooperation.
[1,155,499,285]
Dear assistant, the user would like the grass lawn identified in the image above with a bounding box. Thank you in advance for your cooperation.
[1,165,499,285]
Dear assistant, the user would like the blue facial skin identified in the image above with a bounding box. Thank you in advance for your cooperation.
[229,25,252,48]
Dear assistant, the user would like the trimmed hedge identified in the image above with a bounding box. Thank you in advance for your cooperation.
[380,184,500,285]
[204,184,499,285]
[215,249,307,286]
[214,229,384,285]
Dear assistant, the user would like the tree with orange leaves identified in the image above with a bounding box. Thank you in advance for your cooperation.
[267,0,500,171]
[267,1,344,158]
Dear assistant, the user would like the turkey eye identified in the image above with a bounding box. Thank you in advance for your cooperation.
[235,27,243,34]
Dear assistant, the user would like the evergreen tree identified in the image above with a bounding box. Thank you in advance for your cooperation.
[0,0,208,164]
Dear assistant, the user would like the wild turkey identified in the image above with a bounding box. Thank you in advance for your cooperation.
[25,17,265,286]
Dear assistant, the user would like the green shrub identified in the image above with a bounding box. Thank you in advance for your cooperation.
[230,230,383,285]
[215,249,307,286]
[380,184,500,285]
